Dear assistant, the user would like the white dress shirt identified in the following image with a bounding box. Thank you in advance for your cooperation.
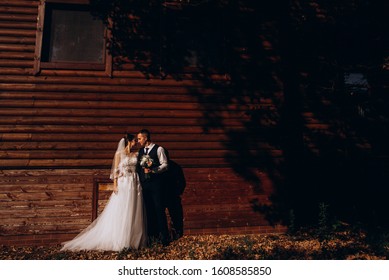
[144,143,168,174]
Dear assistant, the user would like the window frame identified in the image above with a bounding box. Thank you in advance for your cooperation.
[34,0,112,76]
[92,178,114,221]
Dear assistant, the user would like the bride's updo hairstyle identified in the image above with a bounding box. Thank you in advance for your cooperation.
[124,133,135,146]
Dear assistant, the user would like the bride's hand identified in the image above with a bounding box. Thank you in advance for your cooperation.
[113,180,118,194]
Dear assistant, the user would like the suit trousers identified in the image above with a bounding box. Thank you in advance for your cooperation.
[142,180,169,243]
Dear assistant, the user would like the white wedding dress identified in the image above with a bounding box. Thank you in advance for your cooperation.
[61,153,147,251]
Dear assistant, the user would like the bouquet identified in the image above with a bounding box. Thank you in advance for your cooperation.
[140,155,154,179]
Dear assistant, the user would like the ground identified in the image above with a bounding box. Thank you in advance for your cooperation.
[1,228,388,260]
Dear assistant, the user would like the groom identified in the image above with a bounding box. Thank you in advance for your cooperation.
[137,129,170,245]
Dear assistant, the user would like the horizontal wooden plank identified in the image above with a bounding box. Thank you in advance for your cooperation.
[3,191,269,206]
[0,167,107,176]
[0,44,35,52]
[182,187,264,198]
[0,94,249,110]
[0,60,33,67]
[0,13,37,22]
[35,69,233,82]
[0,183,91,193]
[0,22,36,30]
[0,107,221,118]
[0,217,93,229]
[0,222,92,236]
[0,149,274,160]
[0,157,278,173]
[0,202,91,213]
[39,68,154,78]
[0,143,282,160]
[0,215,93,225]
[0,81,219,92]
[0,191,92,202]
[0,75,208,87]
[0,150,115,159]
[0,90,276,105]
[0,68,33,75]
[0,133,232,142]
[0,6,38,15]
[0,176,73,184]
[0,142,116,151]
[0,156,279,168]
[0,175,265,192]
[0,104,259,120]
[182,196,261,205]
[0,158,110,168]
[0,51,34,60]
[0,99,250,111]
[183,203,254,213]
[0,1,38,8]
[0,170,271,185]
[0,137,272,150]
[0,148,282,162]
[0,125,227,134]
[0,174,94,182]
[0,36,36,44]
[0,141,242,151]
[0,91,200,102]
[0,167,253,177]
[8,207,260,218]
[0,30,35,38]
[0,116,246,127]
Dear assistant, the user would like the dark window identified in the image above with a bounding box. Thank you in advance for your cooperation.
[42,3,104,63]
[34,0,112,75]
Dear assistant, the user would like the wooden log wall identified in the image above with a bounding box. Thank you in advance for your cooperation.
[0,0,285,246]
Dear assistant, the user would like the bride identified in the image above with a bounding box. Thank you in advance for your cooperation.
[61,134,147,251]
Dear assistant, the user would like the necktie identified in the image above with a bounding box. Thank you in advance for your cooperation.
[145,148,149,154]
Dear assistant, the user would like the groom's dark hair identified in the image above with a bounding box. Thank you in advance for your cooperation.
[138,129,151,141]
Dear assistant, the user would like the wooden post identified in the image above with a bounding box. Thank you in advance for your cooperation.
[104,27,113,78]
[33,0,45,75]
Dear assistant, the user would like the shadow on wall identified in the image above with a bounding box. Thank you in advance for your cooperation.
[90,0,389,229]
